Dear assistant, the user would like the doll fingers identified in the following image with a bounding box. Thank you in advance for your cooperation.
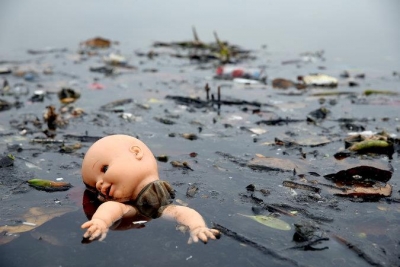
[197,232,209,244]
[98,232,108,241]
[204,230,217,240]
[89,229,102,240]
[210,229,221,239]
[81,221,93,229]
[83,226,96,238]
[189,234,199,244]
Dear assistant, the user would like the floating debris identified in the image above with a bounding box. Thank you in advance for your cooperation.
[170,161,193,171]
[238,213,291,231]
[100,98,133,112]
[299,74,338,87]
[0,154,15,168]
[324,163,393,186]
[103,53,128,66]
[43,105,61,131]
[29,90,46,102]
[181,133,198,140]
[58,88,81,104]
[27,47,67,55]
[154,117,176,125]
[344,132,394,155]
[247,155,308,174]
[363,89,398,96]
[307,107,331,123]
[0,98,13,111]
[215,65,266,83]
[31,138,64,144]
[59,142,82,153]
[27,178,72,192]
[81,37,111,49]
[186,184,199,198]
[282,181,321,193]
[156,155,169,162]
[335,184,392,199]
[89,65,115,75]
[290,221,329,251]
[348,139,392,153]
[272,78,300,89]
[0,67,12,74]
[240,127,267,135]
[153,28,254,63]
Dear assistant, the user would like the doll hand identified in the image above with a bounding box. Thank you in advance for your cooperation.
[188,227,221,244]
[81,218,109,241]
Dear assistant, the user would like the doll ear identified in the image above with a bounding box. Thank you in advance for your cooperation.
[129,146,144,160]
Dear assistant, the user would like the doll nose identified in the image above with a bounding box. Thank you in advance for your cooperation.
[96,180,103,191]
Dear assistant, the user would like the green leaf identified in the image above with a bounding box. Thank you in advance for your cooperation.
[27,178,72,192]
[238,213,291,231]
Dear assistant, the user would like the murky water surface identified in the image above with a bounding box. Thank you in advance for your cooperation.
[0,1,400,267]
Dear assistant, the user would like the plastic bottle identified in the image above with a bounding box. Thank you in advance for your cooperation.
[215,65,266,82]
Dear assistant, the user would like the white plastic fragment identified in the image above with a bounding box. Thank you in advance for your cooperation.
[22,222,36,226]
[103,53,127,65]
[347,131,376,137]
[132,220,147,225]
[302,74,338,87]
[233,78,260,84]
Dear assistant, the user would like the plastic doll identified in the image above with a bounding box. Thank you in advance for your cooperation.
[81,134,220,243]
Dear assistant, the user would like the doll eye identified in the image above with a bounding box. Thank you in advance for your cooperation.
[101,165,109,173]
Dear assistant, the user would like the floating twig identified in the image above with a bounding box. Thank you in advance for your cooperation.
[31,138,64,144]
[212,223,306,267]
[282,181,321,193]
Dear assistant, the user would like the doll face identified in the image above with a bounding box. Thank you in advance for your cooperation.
[81,135,159,202]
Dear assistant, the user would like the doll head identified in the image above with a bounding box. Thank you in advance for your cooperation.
[81,135,159,202]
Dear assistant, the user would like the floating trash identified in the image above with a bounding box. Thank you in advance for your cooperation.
[0,67,12,74]
[0,154,15,168]
[299,74,338,87]
[363,89,398,96]
[29,90,46,102]
[170,161,193,170]
[181,133,198,140]
[27,178,72,192]
[215,65,266,83]
[0,98,13,111]
[156,155,169,162]
[238,213,291,231]
[81,37,111,49]
[334,184,392,199]
[58,88,81,104]
[103,53,127,65]
[186,184,199,198]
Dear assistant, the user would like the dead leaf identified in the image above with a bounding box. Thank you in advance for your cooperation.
[247,156,308,174]
[335,184,392,198]
[81,37,111,48]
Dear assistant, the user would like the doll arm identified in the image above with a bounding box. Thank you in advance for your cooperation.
[161,205,220,244]
[81,201,137,241]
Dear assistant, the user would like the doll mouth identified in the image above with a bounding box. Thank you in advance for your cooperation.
[98,185,112,200]
[105,186,111,196]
